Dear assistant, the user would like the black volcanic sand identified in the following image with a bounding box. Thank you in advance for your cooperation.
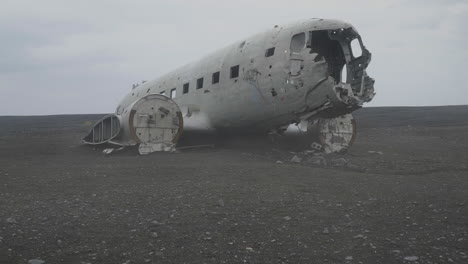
[0,106,467,264]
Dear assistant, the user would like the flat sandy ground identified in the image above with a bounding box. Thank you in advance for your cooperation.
[0,106,467,264]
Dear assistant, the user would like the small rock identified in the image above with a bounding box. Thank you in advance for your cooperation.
[291,155,302,163]
[332,158,348,166]
[283,216,291,221]
[322,228,329,234]
[151,232,158,238]
[5,218,16,224]
[345,256,353,261]
[353,234,365,239]
[28,260,45,264]
[275,160,283,164]
[403,256,419,261]
[217,199,225,207]
[246,247,254,252]
[150,220,161,226]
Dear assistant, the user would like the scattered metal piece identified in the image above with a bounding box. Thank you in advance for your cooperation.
[310,142,323,151]
[138,142,176,155]
[103,147,125,155]
[103,148,114,155]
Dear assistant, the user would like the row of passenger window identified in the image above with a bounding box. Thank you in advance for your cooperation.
[159,65,240,98]
[158,46,276,99]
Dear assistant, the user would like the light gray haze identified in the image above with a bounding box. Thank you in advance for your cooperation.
[1,0,467,115]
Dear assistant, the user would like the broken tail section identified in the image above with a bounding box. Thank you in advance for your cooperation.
[82,94,183,154]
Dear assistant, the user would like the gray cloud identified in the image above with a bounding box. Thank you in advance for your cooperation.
[0,0,467,115]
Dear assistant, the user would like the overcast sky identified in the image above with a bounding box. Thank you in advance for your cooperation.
[1,0,467,115]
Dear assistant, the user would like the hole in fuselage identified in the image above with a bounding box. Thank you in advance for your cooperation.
[341,64,348,83]
[351,38,362,58]
[271,88,277,97]
[308,30,345,83]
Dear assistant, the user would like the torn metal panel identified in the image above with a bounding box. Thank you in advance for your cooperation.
[138,142,176,155]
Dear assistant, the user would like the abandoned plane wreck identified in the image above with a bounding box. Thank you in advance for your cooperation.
[82,18,375,154]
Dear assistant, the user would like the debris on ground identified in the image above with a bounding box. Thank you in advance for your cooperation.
[310,142,323,151]
[290,155,302,163]
[403,256,419,261]
[103,147,125,155]
[28,260,45,264]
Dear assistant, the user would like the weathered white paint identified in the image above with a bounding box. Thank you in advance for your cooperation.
[117,18,374,132]
[85,18,375,153]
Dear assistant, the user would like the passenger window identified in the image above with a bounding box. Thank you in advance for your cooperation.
[160,91,166,96]
[290,32,305,53]
[351,38,362,58]
[230,65,239,79]
[183,83,189,94]
[197,78,204,89]
[170,88,176,98]
[265,47,275,57]
[212,71,220,84]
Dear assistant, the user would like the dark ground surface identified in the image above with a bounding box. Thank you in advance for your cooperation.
[0,106,467,264]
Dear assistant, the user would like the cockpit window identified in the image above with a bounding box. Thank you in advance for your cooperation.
[351,38,362,58]
[290,32,305,53]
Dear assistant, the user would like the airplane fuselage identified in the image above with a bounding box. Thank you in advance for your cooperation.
[82,19,375,153]
[116,19,374,133]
